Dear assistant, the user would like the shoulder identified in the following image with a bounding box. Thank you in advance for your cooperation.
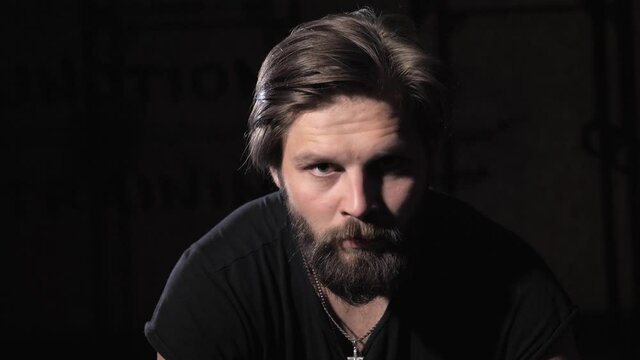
[422,187,515,232]
[420,188,528,252]
[411,187,576,320]
[417,187,551,280]
[145,191,291,359]
[154,190,290,301]
[188,190,290,271]
[406,188,578,358]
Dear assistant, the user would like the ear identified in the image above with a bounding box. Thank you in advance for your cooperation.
[269,166,282,189]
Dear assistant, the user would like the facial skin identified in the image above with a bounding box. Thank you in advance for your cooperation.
[271,96,428,304]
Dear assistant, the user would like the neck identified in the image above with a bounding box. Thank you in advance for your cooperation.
[323,286,389,350]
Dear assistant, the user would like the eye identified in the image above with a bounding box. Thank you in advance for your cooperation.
[307,163,340,177]
[376,155,408,174]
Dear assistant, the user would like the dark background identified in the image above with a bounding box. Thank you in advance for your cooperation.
[2,0,638,359]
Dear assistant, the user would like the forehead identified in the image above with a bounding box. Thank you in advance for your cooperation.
[281,96,421,161]
[286,96,402,138]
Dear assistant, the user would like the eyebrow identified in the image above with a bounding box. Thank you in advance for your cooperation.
[292,153,332,167]
[291,142,413,167]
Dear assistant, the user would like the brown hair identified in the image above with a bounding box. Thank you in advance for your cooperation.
[246,8,450,172]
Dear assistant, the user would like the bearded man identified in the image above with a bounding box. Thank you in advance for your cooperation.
[145,8,580,360]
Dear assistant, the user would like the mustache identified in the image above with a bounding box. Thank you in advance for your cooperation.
[321,220,402,246]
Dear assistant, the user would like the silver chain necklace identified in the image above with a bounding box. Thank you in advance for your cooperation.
[302,258,380,360]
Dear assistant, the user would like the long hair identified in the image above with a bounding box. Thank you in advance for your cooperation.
[246,8,450,173]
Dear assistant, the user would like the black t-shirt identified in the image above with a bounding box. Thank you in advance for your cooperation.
[145,189,577,360]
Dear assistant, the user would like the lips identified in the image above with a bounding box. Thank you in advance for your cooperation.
[342,238,361,249]
[342,237,379,249]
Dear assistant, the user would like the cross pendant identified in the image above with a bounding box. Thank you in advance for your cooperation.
[347,341,363,360]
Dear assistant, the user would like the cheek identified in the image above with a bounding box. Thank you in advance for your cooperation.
[382,177,418,214]
[285,176,336,226]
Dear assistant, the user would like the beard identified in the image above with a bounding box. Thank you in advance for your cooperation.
[287,197,408,305]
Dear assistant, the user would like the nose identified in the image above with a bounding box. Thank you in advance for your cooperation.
[340,169,378,219]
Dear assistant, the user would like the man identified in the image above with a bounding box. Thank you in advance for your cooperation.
[145,8,580,360]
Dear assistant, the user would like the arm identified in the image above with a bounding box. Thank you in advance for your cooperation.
[157,353,165,360]
[542,329,581,360]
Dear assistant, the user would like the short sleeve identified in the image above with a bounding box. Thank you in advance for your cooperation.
[499,263,579,360]
[144,246,252,360]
